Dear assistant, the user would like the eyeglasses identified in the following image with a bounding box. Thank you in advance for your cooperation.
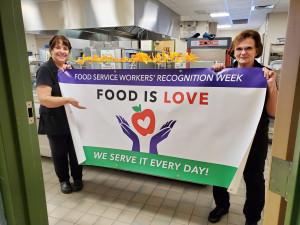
[235,47,255,53]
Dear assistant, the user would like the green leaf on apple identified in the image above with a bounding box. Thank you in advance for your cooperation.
[132,104,142,112]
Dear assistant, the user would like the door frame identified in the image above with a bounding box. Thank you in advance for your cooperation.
[285,112,300,224]
[264,0,300,224]
[0,0,48,224]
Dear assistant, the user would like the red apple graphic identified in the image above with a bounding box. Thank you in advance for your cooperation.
[131,104,155,136]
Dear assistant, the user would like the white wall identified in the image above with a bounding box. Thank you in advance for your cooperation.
[263,12,288,65]
[141,40,153,51]
[216,30,243,38]
[196,21,209,36]
[34,36,91,50]
[259,19,267,37]
[35,36,51,49]
[175,21,209,54]
[175,38,187,54]
[25,34,51,60]
[25,33,38,55]
[258,19,268,64]
[69,38,90,49]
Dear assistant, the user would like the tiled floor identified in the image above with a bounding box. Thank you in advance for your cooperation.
[43,145,271,225]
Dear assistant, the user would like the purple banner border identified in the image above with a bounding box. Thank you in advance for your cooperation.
[58,68,267,88]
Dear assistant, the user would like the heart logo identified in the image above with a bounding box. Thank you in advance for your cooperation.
[131,105,155,136]
[138,117,150,129]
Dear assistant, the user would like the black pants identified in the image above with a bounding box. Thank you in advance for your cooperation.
[213,131,269,222]
[47,134,83,183]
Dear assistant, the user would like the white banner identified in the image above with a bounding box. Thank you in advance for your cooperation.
[58,67,266,193]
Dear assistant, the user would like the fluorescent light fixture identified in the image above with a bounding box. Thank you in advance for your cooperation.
[251,4,275,11]
[210,12,229,17]
[217,24,231,29]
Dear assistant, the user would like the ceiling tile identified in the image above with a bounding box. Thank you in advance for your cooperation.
[157,0,289,30]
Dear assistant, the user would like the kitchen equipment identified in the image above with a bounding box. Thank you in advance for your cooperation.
[187,37,232,67]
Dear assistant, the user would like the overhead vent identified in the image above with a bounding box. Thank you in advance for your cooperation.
[252,4,275,10]
[81,26,167,40]
[21,0,180,40]
[232,19,248,24]
[194,10,206,14]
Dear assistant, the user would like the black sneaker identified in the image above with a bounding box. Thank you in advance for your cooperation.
[60,181,72,194]
[208,206,229,223]
[245,219,258,225]
[72,179,83,192]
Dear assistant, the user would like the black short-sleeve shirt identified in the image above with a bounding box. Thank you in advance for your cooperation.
[36,57,70,135]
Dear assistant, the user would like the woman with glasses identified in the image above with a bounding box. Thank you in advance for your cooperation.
[208,30,278,225]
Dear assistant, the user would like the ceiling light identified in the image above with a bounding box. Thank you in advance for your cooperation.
[210,12,229,17]
[251,5,275,11]
[217,24,231,29]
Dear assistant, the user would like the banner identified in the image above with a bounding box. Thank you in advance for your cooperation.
[58,68,266,192]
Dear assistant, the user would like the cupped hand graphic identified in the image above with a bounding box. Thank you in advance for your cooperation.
[116,116,140,152]
[149,120,176,154]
